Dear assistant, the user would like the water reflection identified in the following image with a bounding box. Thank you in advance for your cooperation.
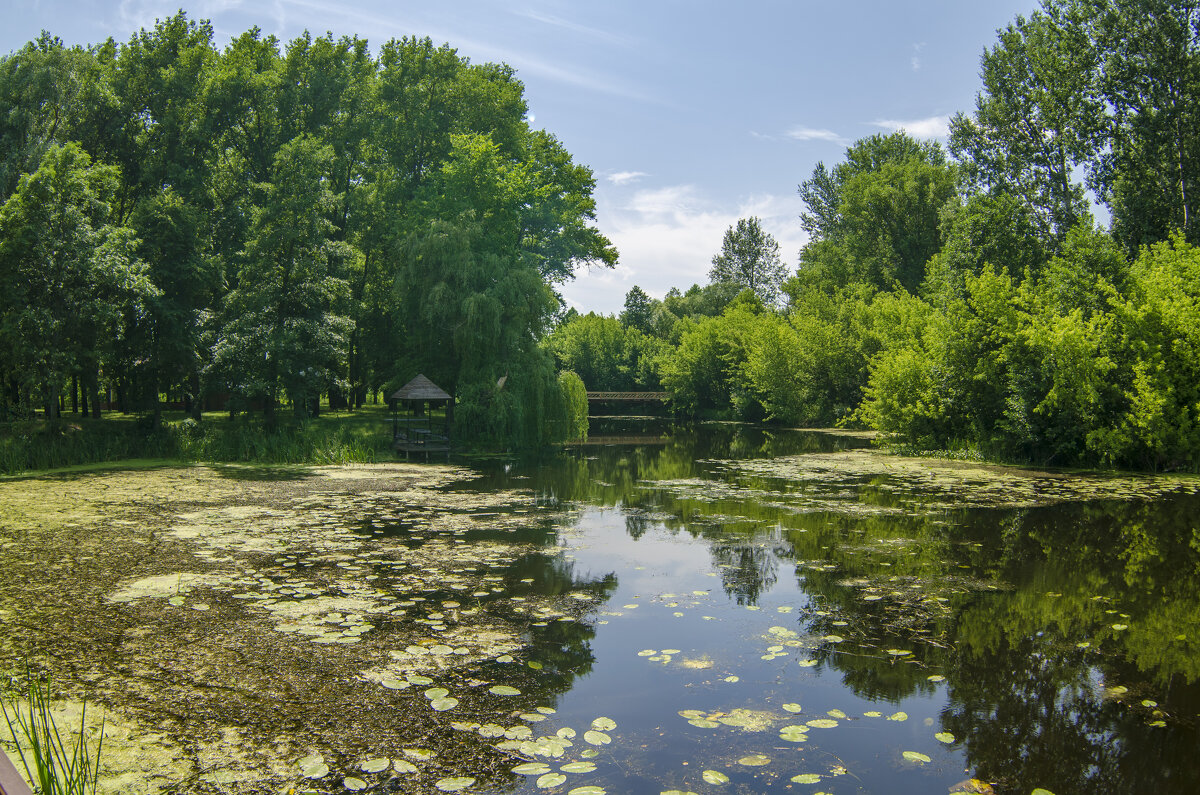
[484,419,1200,794]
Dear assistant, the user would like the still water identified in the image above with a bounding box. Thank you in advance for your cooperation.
[6,418,1200,795]
[396,418,1200,795]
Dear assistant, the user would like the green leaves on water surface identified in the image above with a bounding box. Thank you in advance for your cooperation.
[490,685,521,696]
[537,773,567,788]
[902,751,931,764]
[561,762,597,773]
[298,754,328,779]
[583,730,612,745]
[887,711,908,721]
[514,762,551,775]
[567,787,606,795]
[737,753,771,766]
[779,725,810,742]
[791,773,822,784]
[591,717,617,731]
[805,718,838,728]
[435,777,475,792]
[702,770,730,784]
[343,778,367,791]
[935,731,956,743]
[782,702,802,712]
[359,758,389,773]
[392,759,418,774]
[431,697,459,711]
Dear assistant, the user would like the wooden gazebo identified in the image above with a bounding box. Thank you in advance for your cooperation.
[389,374,453,460]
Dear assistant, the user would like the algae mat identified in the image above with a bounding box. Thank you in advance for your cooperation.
[0,464,603,794]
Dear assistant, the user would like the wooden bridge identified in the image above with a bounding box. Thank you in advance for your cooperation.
[586,391,669,402]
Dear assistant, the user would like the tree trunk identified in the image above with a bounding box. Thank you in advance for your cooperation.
[71,375,79,415]
[190,371,202,421]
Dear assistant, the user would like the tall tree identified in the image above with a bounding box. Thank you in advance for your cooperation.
[709,216,787,306]
[210,136,352,421]
[0,143,155,420]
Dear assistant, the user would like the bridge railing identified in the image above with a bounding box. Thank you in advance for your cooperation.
[585,392,669,401]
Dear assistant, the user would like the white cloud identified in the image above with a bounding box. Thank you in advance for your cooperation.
[559,185,808,315]
[512,9,630,46]
[870,114,950,139]
[784,126,849,145]
[911,41,926,72]
[607,170,648,185]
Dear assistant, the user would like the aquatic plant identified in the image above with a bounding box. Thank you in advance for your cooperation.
[0,673,103,795]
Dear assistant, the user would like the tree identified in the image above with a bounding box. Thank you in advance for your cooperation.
[620,285,655,333]
[0,143,156,421]
[949,10,1097,245]
[796,133,958,293]
[709,216,787,306]
[210,135,352,421]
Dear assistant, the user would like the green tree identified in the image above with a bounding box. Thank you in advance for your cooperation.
[620,285,655,333]
[210,135,352,421]
[709,216,787,306]
[0,143,156,421]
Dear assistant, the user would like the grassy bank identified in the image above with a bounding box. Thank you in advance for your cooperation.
[0,406,397,475]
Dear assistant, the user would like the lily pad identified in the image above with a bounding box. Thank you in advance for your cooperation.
[783,702,802,712]
[791,773,822,784]
[537,773,567,788]
[583,730,611,745]
[935,731,955,743]
[393,760,418,774]
[343,778,367,791]
[806,719,838,728]
[424,687,450,700]
[887,711,908,721]
[737,753,771,766]
[702,770,729,784]
[490,685,521,696]
[513,763,552,775]
[567,788,606,795]
[360,758,390,773]
[561,762,597,773]
[431,696,459,711]
[591,717,617,731]
[902,751,931,764]
[435,776,476,792]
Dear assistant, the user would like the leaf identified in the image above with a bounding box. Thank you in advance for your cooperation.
[424,687,450,700]
[805,719,838,728]
[431,697,459,711]
[935,731,955,743]
[393,760,418,774]
[343,778,367,791]
[490,685,521,696]
[583,730,611,745]
[702,770,730,784]
[537,773,567,788]
[561,761,597,773]
[513,763,552,775]
[567,788,607,795]
[783,702,802,712]
[791,773,822,784]
[360,758,390,773]
[591,717,617,731]
[737,753,771,766]
[435,777,476,792]
[902,751,931,764]
[887,711,908,721]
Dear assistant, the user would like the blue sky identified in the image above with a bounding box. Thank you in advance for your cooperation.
[3,0,1038,314]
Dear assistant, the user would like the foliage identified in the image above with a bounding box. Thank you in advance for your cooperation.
[1,672,102,795]
[0,16,614,449]
[708,216,787,306]
[556,370,589,441]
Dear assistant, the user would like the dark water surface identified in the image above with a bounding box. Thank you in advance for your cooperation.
[444,418,1200,795]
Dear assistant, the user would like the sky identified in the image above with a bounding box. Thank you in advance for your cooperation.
[2,0,1039,315]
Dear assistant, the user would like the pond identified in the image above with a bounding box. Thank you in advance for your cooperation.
[2,418,1199,795]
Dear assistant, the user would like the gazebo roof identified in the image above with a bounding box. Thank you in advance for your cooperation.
[390,374,452,402]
